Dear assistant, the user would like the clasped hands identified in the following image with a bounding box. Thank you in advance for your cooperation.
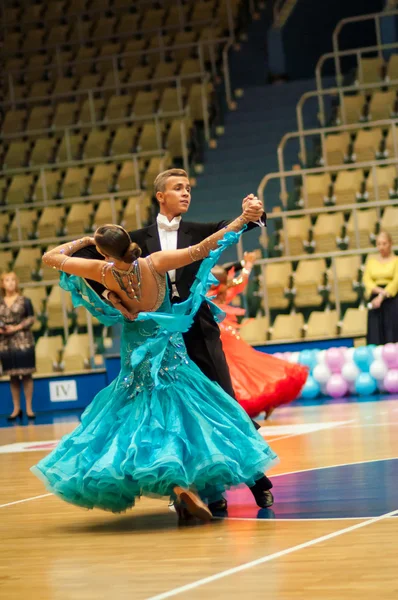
[242,194,264,222]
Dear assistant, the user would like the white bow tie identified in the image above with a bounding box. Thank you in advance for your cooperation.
[157,221,180,232]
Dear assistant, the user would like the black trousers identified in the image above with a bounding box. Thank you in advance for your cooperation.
[176,301,272,491]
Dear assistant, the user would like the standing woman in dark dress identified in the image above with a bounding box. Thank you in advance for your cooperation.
[364,232,398,345]
[0,272,36,421]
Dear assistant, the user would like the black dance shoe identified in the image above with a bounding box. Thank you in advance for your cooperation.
[7,409,23,422]
[208,497,228,516]
[251,489,274,509]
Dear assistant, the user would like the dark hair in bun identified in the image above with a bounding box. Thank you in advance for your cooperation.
[94,224,142,262]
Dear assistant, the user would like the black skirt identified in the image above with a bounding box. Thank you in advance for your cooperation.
[367,291,398,345]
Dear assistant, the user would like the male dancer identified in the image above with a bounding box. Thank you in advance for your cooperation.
[73,169,274,513]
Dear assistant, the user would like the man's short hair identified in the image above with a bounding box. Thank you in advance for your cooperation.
[154,169,188,195]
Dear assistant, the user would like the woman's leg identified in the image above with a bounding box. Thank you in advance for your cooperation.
[22,375,35,417]
[9,376,22,417]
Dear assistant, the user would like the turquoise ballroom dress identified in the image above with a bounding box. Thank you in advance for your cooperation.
[31,231,278,512]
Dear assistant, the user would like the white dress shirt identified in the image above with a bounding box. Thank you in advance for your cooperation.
[156,213,182,296]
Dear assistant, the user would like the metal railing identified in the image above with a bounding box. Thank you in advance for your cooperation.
[264,197,397,256]
[3,72,218,145]
[5,36,227,94]
[2,12,228,59]
[2,0,175,30]
[257,156,398,210]
[331,8,398,86]
[296,76,398,141]
[316,39,398,92]
[273,0,296,28]
[0,103,190,171]
[0,188,151,247]
[278,117,398,178]
[0,148,169,219]
[255,243,395,324]
[3,68,211,132]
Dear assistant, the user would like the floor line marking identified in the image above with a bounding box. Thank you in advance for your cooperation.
[270,455,398,479]
[0,493,52,509]
[145,508,398,600]
[259,419,356,442]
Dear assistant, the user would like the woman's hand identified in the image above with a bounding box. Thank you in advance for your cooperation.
[373,286,386,296]
[3,324,20,334]
[371,294,384,310]
[243,251,257,265]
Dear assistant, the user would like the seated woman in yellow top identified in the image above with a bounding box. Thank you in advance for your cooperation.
[363,231,398,345]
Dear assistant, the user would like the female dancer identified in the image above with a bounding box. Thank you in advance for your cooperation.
[31,202,278,522]
[209,253,308,418]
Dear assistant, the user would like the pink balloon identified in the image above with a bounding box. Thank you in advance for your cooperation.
[325,374,348,398]
[383,369,398,393]
[382,344,398,368]
[325,347,345,373]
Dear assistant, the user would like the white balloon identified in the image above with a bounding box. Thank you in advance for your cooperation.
[369,359,388,381]
[373,346,384,361]
[317,350,327,364]
[289,351,300,364]
[341,361,360,382]
[344,348,355,362]
[313,364,332,384]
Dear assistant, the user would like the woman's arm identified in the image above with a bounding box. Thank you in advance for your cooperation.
[363,259,380,298]
[225,252,256,302]
[42,236,106,283]
[150,209,255,276]
[385,258,398,298]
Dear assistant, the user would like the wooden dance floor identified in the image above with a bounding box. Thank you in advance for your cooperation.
[1,398,398,600]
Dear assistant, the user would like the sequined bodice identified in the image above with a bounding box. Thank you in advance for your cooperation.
[145,256,166,312]
[118,279,188,401]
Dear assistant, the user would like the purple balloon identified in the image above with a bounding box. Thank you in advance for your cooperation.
[382,344,398,368]
[384,369,398,393]
[325,374,348,398]
[325,347,345,373]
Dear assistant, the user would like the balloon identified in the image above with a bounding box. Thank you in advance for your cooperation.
[344,347,355,362]
[325,347,345,373]
[355,373,377,396]
[347,381,357,395]
[373,345,384,361]
[353,346,372,372]
[273,352,284,360]
[341,361,360,382]
[369,359,388,381]
[313,364,332,384]
[384,369,398,393]
[382,343,398,368]
[299,349,317,370]
[289,351,300,364]
[300,376,321,399]
[317,350,327,364]
[326,374,348,398]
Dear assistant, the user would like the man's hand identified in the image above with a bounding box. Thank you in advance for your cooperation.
[242,194,264,218]
[242,199,263,222]
[107,291,137,321]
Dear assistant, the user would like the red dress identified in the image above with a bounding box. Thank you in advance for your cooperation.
[209,274,308,418]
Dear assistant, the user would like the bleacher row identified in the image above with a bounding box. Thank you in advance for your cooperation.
[0,0,244,376]
[239,308,367,345]
[3,0,236,58]
[0,155,173,207]
[272,204,398,257]
[0,192,151,248]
